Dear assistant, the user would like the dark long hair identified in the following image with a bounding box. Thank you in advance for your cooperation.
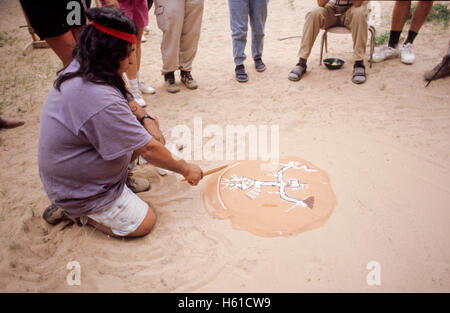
[54,7,137,98]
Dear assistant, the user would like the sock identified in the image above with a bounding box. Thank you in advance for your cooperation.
[388,30,402,48]
[354,60,365,68]
[137,71,141,83]
[129,78,138,91]
[297,58,307,67]
[404,30,418,45]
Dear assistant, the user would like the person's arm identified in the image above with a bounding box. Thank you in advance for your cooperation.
[318,0,330,7]
[135,138,203,186]
[128,99,166,145]
[353,0,366,8]
[103,0,120,9]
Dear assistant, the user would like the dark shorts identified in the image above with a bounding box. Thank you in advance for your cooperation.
[20,0,91,39]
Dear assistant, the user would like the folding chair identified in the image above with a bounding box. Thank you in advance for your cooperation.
[19,4,49,56]
[319,25,376,68]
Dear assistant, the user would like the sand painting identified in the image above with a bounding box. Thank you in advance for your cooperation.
[202,157,337,237]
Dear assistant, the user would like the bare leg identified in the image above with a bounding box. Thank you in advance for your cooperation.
[87,203,156,238]
[391,0,411,31]
[410,0,433,33]
[44,31,77,66]
[126,44,138,81]
[126,28,144,80]
[136,27,144,73]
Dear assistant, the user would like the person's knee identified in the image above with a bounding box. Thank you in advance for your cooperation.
[128,206,156,237]
[306,7,326,20]
[351,6,367,21]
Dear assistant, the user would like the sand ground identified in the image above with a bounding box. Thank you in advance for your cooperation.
[0,0,449,292]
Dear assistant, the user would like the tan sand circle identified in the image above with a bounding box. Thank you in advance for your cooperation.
[202,157,337,237]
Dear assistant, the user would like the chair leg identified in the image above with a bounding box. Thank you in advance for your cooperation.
[320,31,326,66]
[369,26,375,68]
[325,32,328,54]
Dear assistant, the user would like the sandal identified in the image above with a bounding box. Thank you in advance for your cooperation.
[235,65,248,83]
[352,64,366,84]
[254,58,266,72]
[288,64,307,81]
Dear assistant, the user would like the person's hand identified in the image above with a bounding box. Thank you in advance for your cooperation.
[104,0,120,9]
[317,0,329,7]
[183,163,203,186]
[142,116,166,146]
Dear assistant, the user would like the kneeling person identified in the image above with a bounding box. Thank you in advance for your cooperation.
[38,8,202,238]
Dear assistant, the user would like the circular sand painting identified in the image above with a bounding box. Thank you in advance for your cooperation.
[202,157,337,237]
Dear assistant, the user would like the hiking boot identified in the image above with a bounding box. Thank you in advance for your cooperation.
[424,54,450,81]
[400,43,415,64]
[43,204,66,225]
[164,72,180,93]
[254,58,266,72]
[373,45,400,63]
[180,70,198,90]
[126,172,150,193]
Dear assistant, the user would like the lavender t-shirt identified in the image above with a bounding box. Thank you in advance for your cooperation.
[38,61,151,218]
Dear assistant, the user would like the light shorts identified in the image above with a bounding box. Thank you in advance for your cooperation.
[119,0,149,28]
[88,185,149,236]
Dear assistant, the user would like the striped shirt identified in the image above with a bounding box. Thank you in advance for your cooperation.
[329,0,354,14]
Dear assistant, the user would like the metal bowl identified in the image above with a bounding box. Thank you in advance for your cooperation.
[323,58,344,70]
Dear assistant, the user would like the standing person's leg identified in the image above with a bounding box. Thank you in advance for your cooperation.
[20,0,78,66]
[373,1,411,62]
[45,32,77,66]
[344,4,368,84]
[228,0,250,82]
[144,0,153,35]
[179,0,204,90]
[154,0,184,93]
[119,0,149,106]
[133,0,155,95]
[249,0,268,72]
[400,0,434,64]
[288,4,337,81]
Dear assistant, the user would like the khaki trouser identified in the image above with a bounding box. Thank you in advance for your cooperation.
[298,2,368,61]
[154,0,204,74]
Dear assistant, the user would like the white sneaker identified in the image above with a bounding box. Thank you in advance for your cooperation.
[372,45,400,63]
[400,43,415,64]
[144,26,150,34]
[130,87,147,107]
[141,33,147,43]
[139,80,156,94]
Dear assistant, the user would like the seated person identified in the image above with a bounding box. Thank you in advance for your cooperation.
[373,1,433,65]
[288,0,369,84]
[38,7,203,238]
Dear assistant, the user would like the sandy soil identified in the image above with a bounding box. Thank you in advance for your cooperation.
[0,0,449,292]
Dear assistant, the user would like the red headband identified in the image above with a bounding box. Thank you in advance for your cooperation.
[92,22,137,44]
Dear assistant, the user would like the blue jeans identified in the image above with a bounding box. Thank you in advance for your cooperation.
[228,0,269,66]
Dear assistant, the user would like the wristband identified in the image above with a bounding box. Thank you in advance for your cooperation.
[140,114,155,124]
